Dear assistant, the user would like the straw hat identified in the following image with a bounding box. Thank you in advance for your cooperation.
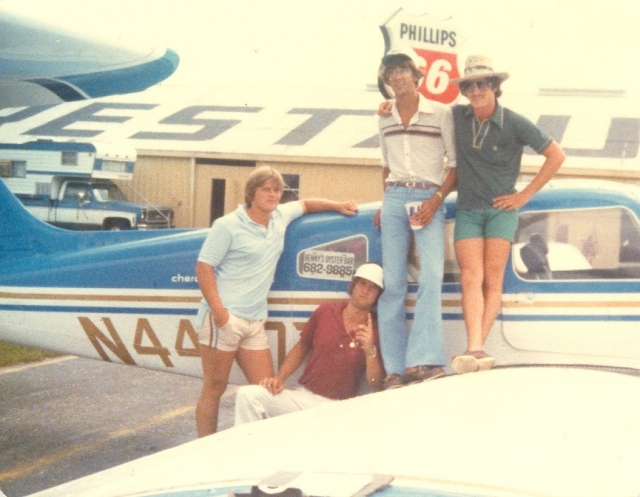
[451,55,509,84]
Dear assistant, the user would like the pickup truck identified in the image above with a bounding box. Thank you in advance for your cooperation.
[16,178,174,230]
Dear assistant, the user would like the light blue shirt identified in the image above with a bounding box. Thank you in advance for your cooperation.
[196,201,304,324]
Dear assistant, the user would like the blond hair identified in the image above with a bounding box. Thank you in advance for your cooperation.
[245,166,285,207]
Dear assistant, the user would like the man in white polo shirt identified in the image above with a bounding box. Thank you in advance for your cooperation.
[194,165,357,436]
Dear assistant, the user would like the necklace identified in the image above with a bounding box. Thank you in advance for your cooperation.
[342,307,366,349]
[345,329,357,349]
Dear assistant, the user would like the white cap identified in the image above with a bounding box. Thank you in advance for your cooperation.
[381,45,422,70]
[354,263,384,289]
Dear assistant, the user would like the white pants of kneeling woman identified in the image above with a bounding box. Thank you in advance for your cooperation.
[234,384,334,425]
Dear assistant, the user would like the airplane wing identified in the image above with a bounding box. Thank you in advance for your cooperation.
[22,367,640,497]
[0,4,179,109]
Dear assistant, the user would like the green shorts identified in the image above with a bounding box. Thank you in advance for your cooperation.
[454,208,519,242]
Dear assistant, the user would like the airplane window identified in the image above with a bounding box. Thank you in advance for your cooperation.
[297,235,368,282]
[514,207,640,281]
[620,209,640,264]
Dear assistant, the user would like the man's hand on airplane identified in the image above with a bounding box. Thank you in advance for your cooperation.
[337,200,358,216]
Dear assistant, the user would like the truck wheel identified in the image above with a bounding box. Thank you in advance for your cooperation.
[106,220,131,231]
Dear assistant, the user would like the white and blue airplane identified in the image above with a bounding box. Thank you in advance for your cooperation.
[3,175,640,496]
[2,3,640,496]
[0,3,179,109]
[2,175,640,380]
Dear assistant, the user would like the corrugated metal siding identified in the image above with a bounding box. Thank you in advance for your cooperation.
[124,153,640,230]
[115,156,192,228]
[123,156,383,229]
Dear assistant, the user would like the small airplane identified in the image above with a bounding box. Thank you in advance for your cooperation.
[6,173,639,497]
[2,5,640,496]
[0,3,179,109]
[2,175,640,384]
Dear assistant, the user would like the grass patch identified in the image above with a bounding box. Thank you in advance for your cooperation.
[0,342,61,368]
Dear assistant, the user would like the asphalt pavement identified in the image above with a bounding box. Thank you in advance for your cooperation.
[0,356,238,497]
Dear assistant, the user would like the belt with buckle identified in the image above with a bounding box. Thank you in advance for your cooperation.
[386,181,438,189]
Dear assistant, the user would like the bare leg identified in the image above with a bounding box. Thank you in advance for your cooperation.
[481,238,512,343]
[236,347,274,384]
[455,238,485,351]
[195,345,236,437]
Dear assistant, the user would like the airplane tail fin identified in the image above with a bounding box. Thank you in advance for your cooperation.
[0,179,75,262]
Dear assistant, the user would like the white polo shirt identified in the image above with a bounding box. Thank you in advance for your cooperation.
[379,94,457,185]
[196,201,304,324]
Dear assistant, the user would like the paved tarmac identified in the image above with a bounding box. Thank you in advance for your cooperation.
[0,356,238,497]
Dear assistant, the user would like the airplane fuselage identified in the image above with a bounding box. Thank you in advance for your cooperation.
[2,178,640,381]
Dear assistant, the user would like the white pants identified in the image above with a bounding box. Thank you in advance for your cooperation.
[234,384,334,425]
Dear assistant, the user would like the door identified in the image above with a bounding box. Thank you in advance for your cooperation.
[501,205,640,366]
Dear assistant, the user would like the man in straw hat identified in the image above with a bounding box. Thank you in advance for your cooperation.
[449,55,565,374]
[234,263,385,424]
[378,53,565,375]
[374,46,458,390]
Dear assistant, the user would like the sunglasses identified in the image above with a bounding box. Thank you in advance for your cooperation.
[459,80,493,93]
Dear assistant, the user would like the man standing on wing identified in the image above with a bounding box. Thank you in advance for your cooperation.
[375,46,457,389]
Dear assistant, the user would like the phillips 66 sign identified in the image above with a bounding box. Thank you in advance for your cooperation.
[379,9,460,104]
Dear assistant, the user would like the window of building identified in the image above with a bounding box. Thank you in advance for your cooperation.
[281,174,300,203]
[0,160,27,178]
[35,182,51,195]
[61,151,78,166]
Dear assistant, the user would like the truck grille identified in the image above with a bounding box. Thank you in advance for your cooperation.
[144,209,174,228]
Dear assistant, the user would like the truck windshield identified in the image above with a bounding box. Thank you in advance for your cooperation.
[93,183,128,202]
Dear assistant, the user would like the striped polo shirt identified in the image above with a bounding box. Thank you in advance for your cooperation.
[379,94,457,186]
